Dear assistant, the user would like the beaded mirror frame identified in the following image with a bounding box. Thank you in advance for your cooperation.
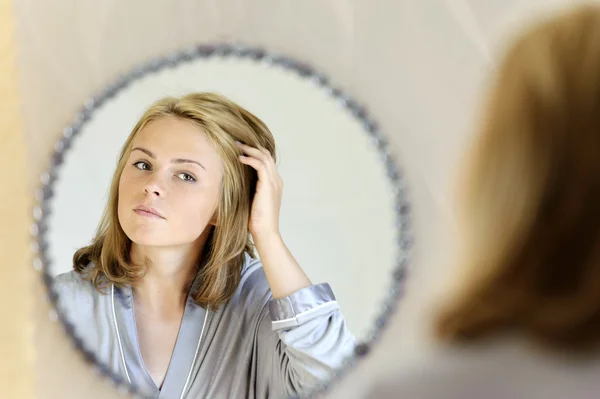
[30,43,413,399]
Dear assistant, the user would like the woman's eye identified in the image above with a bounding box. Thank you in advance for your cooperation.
[177,172,196,183]
[133,161,151,170]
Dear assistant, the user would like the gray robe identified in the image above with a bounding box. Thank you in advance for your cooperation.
[53,253,356,399]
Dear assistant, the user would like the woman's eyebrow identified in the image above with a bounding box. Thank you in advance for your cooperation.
[172,158,206,171]
[131,147,206,171]
[132,147,154,158]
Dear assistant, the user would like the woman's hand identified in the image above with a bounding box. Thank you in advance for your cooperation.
[237,141,312,298]
[237,142,282,239]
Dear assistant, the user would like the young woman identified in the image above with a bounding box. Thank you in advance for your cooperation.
[368,4,600,399]
[53,92,356,399]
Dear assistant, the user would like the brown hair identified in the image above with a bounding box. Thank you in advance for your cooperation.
[436,4,600,350]
[73,92,276,309]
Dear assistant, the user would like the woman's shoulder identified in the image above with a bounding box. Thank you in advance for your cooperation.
[238,252,269,294]
[240,251,264,276]
[226,253,271,310]
[367,339,600,399]
[52,270,96,295]
[52,269,106,314]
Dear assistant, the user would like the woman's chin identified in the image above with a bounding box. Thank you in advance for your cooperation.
[131,239,166,248]
[125,230,170,247]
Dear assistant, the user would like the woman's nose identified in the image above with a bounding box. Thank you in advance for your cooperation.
[143,173,167,198]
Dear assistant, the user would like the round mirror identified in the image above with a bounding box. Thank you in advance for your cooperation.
[33,44,411,399]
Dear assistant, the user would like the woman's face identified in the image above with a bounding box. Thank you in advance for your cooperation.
[118,116,224,248]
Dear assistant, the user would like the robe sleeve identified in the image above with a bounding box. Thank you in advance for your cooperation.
[254,283,357,398]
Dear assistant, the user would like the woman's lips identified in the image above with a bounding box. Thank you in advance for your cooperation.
[133,205,165,219]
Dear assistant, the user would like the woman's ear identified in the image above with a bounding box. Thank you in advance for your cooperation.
[209,210,218,226]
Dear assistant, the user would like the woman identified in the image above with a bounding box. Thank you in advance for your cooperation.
[368,4,600,399]
[53,92,356,399]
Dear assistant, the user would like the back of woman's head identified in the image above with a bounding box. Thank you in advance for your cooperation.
[436,4,600,351]
[73,92,275,309]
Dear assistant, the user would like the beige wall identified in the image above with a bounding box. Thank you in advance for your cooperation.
[3,0,580,398]
[0,0,34,398]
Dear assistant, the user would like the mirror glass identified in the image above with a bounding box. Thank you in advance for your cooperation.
[36,46,410,399]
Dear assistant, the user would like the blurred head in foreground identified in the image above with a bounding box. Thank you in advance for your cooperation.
[436,3,600,352]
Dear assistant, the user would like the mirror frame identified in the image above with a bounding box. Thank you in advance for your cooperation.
[30,43,413,399]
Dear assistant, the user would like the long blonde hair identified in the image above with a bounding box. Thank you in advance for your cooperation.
[73,92,276,309]
[436,4,600,350]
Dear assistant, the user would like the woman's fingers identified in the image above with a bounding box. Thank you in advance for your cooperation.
[236,142,278,179]
[239,153,267,177]
[236,142,272,163]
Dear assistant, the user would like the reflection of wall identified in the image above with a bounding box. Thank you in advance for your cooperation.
[0,1,34,398]
[11,1,576,398]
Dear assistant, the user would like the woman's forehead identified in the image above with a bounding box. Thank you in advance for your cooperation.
[133,118,218,156]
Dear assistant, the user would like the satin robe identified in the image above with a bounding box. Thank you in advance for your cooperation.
[53,253,356,399]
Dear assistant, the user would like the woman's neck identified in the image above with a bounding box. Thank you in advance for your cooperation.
[130,237,207,315]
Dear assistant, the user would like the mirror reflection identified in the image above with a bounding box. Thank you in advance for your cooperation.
[40,51,406,399]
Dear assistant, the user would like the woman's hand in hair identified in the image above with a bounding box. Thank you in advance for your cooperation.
[237,141,311,298]
[237,142,283,239]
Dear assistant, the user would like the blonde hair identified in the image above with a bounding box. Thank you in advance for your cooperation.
[73,92,276,309]
[436,4,600,350]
